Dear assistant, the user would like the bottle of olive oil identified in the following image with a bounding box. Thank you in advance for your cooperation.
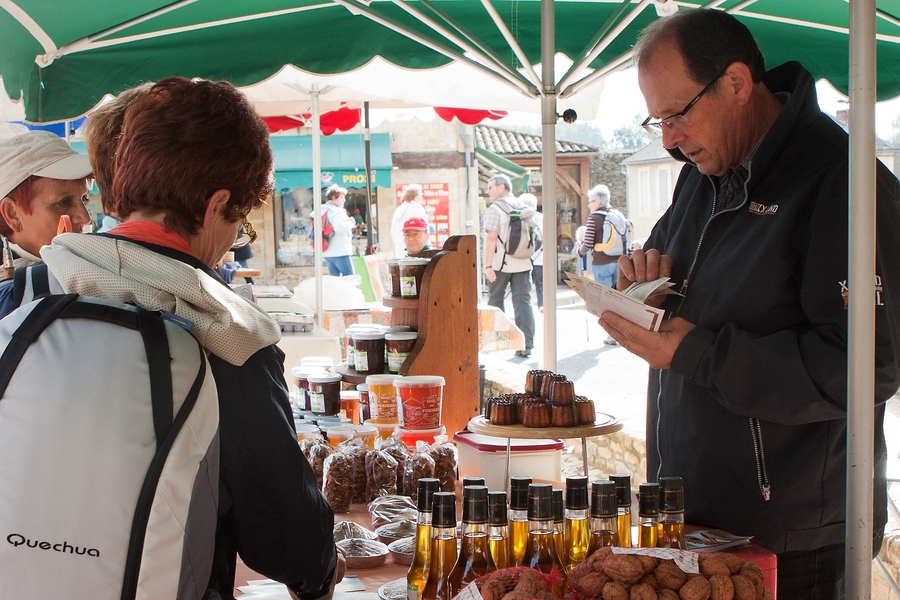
[508,476,531,565]
[522,483,567,597]
[407,478,439,600]
[658,476,687,549]
[488,490,510,569]
[588,480,620,552]
[609,474,632,547]
[421,492,457,600]
[637,483,659,548]
[449,486,496,596]
[563,476,589,572]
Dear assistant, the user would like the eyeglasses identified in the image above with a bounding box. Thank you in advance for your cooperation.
[232,205,257,247]
[641,72,724,136]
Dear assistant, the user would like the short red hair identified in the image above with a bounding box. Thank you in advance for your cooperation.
[112,77,273,237]
[0,174,91,236]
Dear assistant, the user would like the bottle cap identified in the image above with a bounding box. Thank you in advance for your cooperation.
[510,476,533,510]
[432,492,457,527]
[591,480,617,517]
[565,475,589,509]
[609,473,631,507]
[552,488,564,523]
[639,483,659,517]
[489,491,508,525]
[463,485,489,524]
[659,476,685,513]
[417,478,440,512]
[463,476,486,488]
[527,483,552,520]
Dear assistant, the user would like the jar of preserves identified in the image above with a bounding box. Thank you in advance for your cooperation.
[352,331,386,374]
[307,373,343,416]
[399,258,430,299]
[385,332,418,373]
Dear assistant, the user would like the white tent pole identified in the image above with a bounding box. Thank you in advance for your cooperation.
[541,0,557,372]
[312,86,324,327]
[847,0,877,597]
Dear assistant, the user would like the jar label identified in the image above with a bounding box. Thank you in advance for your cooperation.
[309,392,325,413]
[407,584,420,600]
[387,351,409,373]
[356,351,368,372]
[400,275,417,297]
[347,347,355,367]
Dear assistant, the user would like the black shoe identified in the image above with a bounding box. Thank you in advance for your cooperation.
[515,349,532,358]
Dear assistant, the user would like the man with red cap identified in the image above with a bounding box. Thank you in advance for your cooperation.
[401,216,432,257]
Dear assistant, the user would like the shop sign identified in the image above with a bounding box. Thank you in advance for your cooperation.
[529,170,543,187]
[396,183,450,248]
[341,170,378,185]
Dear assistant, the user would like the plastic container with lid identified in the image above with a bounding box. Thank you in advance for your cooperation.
[388,258,403,297]
[353,332,386,375]
[326,424,359,447]
[307,373,343,416]
[367,419,400,440]
[357,383,371,422]
[354,423,378,448]
[293,422,320,442]
[300,356,335,369]
[340,390,361,425]
[385,332,418,374]
[396,425,447,449]
[395,375,445,430]
[398,258,430,299]
[366,374,400,422]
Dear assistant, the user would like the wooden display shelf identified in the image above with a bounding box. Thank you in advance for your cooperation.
[382,296,417,309]
[467,414,623,482]
[335,362,378,385]
[466,413,622,439]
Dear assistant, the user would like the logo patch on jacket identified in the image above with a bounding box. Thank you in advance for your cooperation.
[748,202,778,216]
[839,276,885,309]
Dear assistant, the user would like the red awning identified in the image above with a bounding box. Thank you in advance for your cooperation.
[434,107,507,125]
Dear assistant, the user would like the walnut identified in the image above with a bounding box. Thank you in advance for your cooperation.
[699,555,733,578]
[480,580,507,600]
[737,562,764,586]
[658,590,680,600]
[515,568,551,597]
[602,554,645,585]
[630,582,658,600]
[655,560,688,591]
[576,572,610,599]
[718,553,744,575]
[639,573,660,590]
[708,574,734,600]
[637,555,660,574]
[678,576,711,600]
[602,582,630,600]
[729,575,756,600]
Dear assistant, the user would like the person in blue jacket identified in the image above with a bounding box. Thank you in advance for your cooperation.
[600,9,900,599]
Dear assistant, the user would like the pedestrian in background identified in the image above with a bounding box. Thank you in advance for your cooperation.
[321,184,356,277]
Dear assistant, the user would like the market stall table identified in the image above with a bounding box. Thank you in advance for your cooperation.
[234,503,408,598]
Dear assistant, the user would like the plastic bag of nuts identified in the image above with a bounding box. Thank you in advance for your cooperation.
[341,439,368,504]
[381,436,410,494]
[429,435,457,493]
[403,441,436,500]
[365,447,399,503]
[323,447,354,513]
[303,433,332,490]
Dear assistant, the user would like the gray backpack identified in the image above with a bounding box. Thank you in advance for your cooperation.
[0,293,220,599]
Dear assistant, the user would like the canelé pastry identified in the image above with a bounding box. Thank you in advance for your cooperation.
[525,370,553,395]
[574,396,596,425]
[539,374,568,399]
[548,380,575,406]
[551,404,577,427]
[522,399,551,428]
[489,397,517,425]
[484,397,494,421]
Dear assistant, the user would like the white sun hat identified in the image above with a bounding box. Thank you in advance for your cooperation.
[0,130,92,199]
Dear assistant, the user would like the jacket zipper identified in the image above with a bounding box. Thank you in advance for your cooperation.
[749,418,772,501]
[656,171,772,503]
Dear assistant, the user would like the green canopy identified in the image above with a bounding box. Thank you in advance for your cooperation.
[4,1,900,122]
[476,146,530,194]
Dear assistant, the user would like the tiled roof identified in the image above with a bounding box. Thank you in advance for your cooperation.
[475,124,599,155]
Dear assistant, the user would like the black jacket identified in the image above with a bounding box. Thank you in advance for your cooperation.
[646,62,900,554]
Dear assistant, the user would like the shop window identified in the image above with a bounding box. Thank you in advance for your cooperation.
[274,186,372,267]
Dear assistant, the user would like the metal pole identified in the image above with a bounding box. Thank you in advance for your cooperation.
[364,101,375,252]
[541,0,558,372]
[846,0,877,597]
[312,87,324,327]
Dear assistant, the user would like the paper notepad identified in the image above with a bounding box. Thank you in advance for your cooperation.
[564,273,678,332]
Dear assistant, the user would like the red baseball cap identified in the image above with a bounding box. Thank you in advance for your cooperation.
[402,217,428,232]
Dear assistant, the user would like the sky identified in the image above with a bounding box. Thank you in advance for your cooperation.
[503,68,900,143]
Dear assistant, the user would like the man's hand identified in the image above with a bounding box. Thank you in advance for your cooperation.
[599,312,695,370]
[485,267,497,283]
[617,248,673,289]
[335,545,346,583]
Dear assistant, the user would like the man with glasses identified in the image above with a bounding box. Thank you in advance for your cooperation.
[599,9,900,598]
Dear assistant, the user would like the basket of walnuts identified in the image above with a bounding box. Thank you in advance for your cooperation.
[567,547,772,600]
